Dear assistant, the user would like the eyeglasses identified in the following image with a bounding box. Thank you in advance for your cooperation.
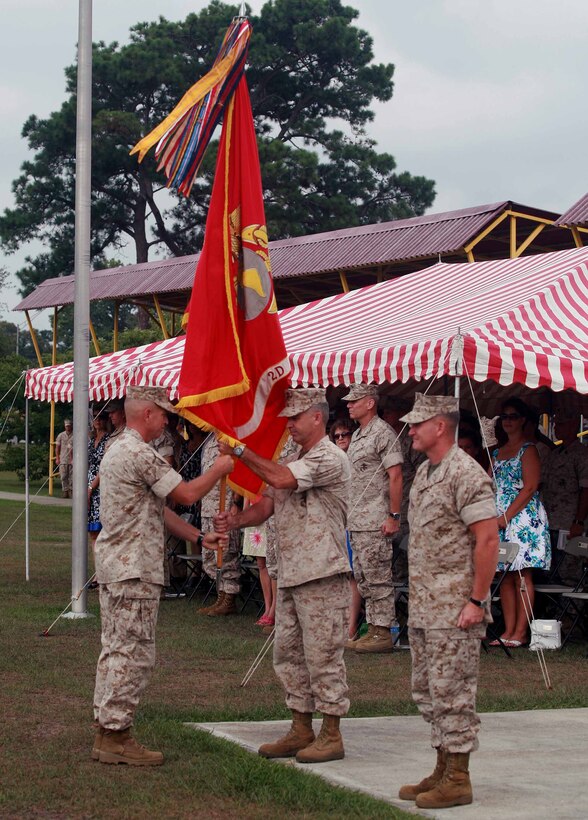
[500,413,522,421]
[334,432,351,439]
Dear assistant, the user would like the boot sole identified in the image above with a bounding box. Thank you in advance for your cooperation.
[258,749,299,759]
[416,795,472,809]
[296,750,345,764]
[99,752,164,766]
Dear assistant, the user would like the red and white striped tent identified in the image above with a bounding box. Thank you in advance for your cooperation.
[25,247,588,403]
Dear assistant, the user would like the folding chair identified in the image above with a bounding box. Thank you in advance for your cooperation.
[535,536,588,624]
[483,541,520,658]
[555,537,588,649]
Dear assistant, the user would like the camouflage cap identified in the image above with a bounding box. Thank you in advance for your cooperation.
[278,388,327,417]
[125,385,176,413]
[342,383,379,402]
[479,416,499,447]
[400,393,459,424]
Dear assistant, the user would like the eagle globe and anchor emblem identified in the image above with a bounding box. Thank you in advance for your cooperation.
[230,209,288,439]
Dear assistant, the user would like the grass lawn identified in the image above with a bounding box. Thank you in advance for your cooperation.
[0,469,53,497]
[1,498,588,818]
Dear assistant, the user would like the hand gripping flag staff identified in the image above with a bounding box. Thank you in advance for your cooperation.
[131,12,291,592]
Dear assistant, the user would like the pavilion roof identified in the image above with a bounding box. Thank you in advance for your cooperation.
[553,192,588,228]
[15,199,564,312]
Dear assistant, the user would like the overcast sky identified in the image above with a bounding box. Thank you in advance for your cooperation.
[1,0,587,329]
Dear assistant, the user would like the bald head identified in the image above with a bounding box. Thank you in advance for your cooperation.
[125,398,168,442]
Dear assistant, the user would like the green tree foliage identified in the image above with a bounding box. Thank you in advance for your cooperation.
[0,0,436,297]
[0,443,47,482]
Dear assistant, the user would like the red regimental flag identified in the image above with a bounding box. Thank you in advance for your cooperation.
[175,77,290,498]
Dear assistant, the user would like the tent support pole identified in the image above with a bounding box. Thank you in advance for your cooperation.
[65,0,93,620]
[25,392,30,582]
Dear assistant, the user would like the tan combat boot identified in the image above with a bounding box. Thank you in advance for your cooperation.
[206,592,237,616]
[353,625,394,654]
[99,728,164,766]
[91,721,104,761]
[197,592,225,615]
[296,714,344,763]
[347,623,374,650]
[258,711,315,758]
[398,749,447,800]
[416,752,472,809]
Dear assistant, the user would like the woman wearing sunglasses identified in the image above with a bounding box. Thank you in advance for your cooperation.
[490,397,550,647]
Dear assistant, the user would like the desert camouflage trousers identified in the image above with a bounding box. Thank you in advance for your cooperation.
[59,462,73,497]
[201,517,241,594]
[93,579,161,730]
[274,574,351,716]
[409,626,482,753]
[349,530,395,627]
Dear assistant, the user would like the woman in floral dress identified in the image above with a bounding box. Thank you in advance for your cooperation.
[87,412,111,557]
[491,398,550,647]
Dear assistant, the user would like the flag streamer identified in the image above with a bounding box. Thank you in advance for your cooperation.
[130,17,251,197]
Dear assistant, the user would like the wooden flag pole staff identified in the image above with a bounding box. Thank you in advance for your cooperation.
[216,476,227,591]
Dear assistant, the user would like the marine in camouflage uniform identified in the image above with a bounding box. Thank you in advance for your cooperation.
[344,384,403,652]
[381,395,427,584]
[218,388,352,763]
[55,420,73,498]
[541,412,588,585]
[264,436,299,582]
[151,426,177,590]
[398,393,499,810]
[198,435,242,615]
[92,386,231,766]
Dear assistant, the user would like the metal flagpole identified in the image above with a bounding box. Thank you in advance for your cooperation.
[25,392,30,582]
[66,0,93,619]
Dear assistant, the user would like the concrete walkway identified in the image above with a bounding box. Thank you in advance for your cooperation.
[0,491,71,507]
[188,708,588,819]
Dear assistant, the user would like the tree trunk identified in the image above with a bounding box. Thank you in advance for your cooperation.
[133,193,151,328]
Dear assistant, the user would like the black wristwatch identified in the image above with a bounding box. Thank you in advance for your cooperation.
[388,512,400,521]
[469,597,486,608]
